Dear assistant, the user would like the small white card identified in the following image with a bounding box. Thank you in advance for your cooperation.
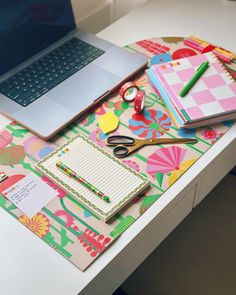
[3,173,57,218]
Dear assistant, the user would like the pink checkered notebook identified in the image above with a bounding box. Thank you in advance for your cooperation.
[152,52,236,128]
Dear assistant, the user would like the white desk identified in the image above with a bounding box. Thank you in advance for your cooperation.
[1,0,236,294]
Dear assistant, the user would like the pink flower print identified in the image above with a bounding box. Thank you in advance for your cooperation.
[54,210,74,228]
[0,130,13,149]
[147,146,187,177]
[147,146,196,186]
[104,100,129,112]
[123,160,140,172]
[41,175,66,198]
[202,128,218,140]
[94,105,106,115]
[129,109,172,139]
[104,101,114,108]
[103,100,129,119]
[81,118,89,125]
[114,101,125,110]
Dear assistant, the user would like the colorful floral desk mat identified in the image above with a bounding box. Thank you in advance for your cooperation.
[0,37,235,271]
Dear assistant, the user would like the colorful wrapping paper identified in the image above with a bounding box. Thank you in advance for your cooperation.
[0,37,235,271]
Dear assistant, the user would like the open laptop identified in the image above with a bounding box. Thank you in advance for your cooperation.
[0,1,147,139]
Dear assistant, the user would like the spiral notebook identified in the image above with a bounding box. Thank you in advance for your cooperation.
[148,52,236,128]
[36,133,150,222]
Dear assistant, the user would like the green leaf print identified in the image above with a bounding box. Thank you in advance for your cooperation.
[43,232,55,244]
[7,203,17,211]
[114,109,124,117]
[43,226,74,258]
[155,172,164,187]
[0,195,7,208]
[110,214,136,238]
[84,113,96,127]
[139,194,161,215]
[121,101,129,110]
[6,126,29,138]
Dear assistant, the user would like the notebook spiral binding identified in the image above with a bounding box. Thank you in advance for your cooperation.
[211,52,236,83]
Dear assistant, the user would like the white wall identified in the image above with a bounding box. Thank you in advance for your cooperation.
[71,0,112,33]
[71,0,109,23]
[112,0,149,20]
[71,0,149,33]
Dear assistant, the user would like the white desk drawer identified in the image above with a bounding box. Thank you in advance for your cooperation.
[194,139,236,206]
[83,185,197,295]
[150,185,197,248]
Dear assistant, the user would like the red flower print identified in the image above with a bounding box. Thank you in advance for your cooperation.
[94,105,106,115]
[54,210,74,228]
[202,129,218,140]
[129,109,172,138]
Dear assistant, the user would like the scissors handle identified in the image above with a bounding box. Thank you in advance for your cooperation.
[112,140,146,158]
[113,145,130,158]
[106,135,135,146]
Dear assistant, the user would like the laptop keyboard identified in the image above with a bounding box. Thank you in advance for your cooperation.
[0,38,105,107]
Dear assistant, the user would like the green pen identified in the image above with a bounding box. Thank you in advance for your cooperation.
[179,61,209,97]
[56,160,110,203]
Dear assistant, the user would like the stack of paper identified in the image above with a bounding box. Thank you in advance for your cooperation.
[36,133,150,222]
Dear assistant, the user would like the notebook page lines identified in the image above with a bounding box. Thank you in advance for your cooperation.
[62,140,141,202]
[42,137,143,213]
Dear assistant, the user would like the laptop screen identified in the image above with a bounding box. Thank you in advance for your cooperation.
[0,0,76,76]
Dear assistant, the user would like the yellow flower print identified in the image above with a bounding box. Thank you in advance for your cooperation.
[168,159,196,186]
[19,213,50,238]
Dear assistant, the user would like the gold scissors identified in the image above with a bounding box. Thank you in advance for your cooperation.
[105,135,198,158]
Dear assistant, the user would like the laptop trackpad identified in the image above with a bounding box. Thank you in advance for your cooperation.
[47,64,120,112]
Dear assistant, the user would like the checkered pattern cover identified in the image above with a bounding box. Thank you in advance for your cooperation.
[152,52,236,122]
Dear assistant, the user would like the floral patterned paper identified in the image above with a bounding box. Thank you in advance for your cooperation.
[0,37,234,271]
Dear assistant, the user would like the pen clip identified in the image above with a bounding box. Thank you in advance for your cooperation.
[0,172,8,183]
[197,61,208,72]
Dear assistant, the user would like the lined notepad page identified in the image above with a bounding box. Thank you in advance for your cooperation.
[37,135,148,219]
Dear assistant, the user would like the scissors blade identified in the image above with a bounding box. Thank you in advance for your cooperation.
[148,138,198,145]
